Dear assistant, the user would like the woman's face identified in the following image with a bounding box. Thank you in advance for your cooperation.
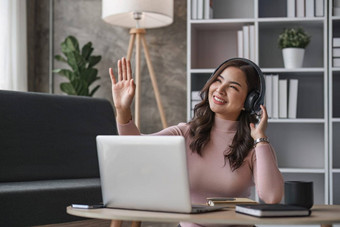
[208,66,249,121]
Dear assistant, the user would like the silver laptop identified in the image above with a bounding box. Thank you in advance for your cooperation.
[96,135,224,213]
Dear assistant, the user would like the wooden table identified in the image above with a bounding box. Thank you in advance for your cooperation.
[67,204,340,227]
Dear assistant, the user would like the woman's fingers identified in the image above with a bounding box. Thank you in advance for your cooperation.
[122,57,127,80]
[117,59,123,81]
[109,68,116,84]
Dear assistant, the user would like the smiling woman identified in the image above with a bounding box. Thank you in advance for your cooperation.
[110,57,284,227]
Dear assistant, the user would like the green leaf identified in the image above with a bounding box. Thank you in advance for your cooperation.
[89,85,100,97]
[81,68,98,85]
[71,79,89,96]
[65,51,86,74]
[88,55,101,68]
[54,55,67,63]
[60,82,77,95]
[53,69,75,81]
[81,42,94,60]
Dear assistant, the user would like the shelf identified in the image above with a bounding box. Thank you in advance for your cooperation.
[258,17,326,23]
[333,118,340,122]
[332,169,340,173]
[262,68,325,73]
[279,168,325,173]
[268,118,325,123]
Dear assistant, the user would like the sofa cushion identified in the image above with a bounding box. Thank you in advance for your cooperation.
[0,90,117,182]
[0,178,102,226]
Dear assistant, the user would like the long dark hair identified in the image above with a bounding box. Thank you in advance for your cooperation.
[188,59,260,171]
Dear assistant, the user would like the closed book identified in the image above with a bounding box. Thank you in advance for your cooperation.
[334,7,340,16]
[191,91,201,100]
[203,0,213,19]
[249,25,255,62]
[235,204,311,217]
[288,79,299,119]
[197,0,203,19]
[243,26,250,59]
[265,75,273,118]
[296,0,305,17]
[207,197,257,207]
[315,0,324,17]
[334,58,340,67]
[334,38,340,47]
[279,79,288,118]
[272,75,279,119]
[333,48,340,57]
[287,0,296,17]
[305,0,314,17]
[191,0,198,19]
[335,0,340,7]
[237,30,244,58]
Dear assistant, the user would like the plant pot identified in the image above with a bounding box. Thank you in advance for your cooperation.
[282,48,305,69]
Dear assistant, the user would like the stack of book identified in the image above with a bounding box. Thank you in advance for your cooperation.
[237,25,255,62]
[191,0,213,20]
[206,197,257,208]
[287,0,324,18]
[191,91,201,117]
[265,74,299,119]
[334,0,340,16]
[333,38,340,67]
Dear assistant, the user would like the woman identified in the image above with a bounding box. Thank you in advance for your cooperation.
[109,57,284,226]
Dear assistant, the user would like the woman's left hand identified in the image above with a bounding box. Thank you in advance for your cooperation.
[250,105,268,140]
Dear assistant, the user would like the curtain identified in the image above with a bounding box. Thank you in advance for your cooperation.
[0,0,27,91]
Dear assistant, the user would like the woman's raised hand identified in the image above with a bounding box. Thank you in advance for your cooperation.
[250,105,268,141]
[109,57,136,124]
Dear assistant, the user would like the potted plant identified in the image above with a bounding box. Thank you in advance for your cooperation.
[278,28,311,69]
[53,36,101,96]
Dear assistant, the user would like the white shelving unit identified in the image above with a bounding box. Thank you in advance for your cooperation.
[187,0,329,206]
[329,0,340,205]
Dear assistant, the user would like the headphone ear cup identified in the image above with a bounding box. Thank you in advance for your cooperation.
[244,91,259,113]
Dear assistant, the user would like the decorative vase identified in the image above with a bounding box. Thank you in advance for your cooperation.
[282,48,305,69]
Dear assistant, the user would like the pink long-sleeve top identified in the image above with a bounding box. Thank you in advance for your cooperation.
[118,116,284,227]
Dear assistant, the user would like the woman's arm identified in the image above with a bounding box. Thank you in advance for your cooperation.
[250,105,284,203]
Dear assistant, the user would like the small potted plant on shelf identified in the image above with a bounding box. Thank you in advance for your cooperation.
[278,27,311,69]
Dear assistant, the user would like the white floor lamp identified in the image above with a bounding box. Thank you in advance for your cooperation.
[102,0,174,129]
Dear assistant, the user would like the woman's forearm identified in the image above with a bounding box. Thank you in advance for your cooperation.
[254,144,284,204]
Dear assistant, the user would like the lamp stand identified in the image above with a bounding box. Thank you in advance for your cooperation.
[126,28,168,129]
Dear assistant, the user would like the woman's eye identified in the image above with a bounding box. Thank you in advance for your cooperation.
[230,85,239,91]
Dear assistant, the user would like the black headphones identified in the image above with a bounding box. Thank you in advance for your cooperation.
[210,58,265,115]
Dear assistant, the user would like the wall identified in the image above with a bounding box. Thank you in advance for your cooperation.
[28,0,187,133]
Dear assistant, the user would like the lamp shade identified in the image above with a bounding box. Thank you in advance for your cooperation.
[102,0,174,29]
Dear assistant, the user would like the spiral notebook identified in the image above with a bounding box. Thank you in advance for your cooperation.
[235,204,311,217]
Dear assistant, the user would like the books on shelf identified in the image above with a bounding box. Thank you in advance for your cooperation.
[265,75,299,119]
[287,0,295,17]
[279,79,288,118]
[235,204,311,217]
[288,79,299,119]
[315,0,324,17]
[334,38,340,47]
[237,25,255,62]
[286,0,324,18]
[334,58,340,67]
[191,0,213,19]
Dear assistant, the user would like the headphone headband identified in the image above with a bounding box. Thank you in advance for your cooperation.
[210,58,265,115]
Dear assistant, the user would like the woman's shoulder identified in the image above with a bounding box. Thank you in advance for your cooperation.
[162,122,190,136]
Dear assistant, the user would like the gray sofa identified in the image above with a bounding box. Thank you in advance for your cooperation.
[0,90,117,226]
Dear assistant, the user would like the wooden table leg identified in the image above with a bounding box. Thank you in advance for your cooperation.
[110,220,122,227]
[131,221,141,227]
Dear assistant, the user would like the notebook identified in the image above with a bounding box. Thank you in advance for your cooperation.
[235,204,311,217]
[96,135,224,213]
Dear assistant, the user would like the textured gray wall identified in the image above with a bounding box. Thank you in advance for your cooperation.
[28,0,187,133]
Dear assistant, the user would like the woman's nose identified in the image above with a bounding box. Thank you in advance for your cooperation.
[216,84,227,94]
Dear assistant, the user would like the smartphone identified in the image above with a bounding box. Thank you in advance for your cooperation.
[71,204,104,209]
